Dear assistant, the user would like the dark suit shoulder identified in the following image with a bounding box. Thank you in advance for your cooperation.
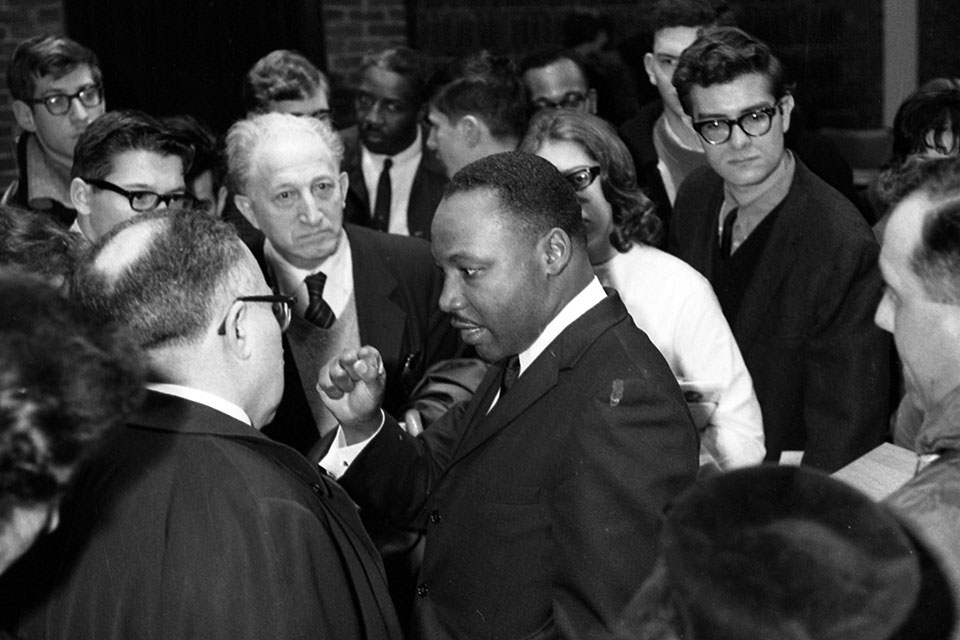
[618,100,664,167]
[345,223,434,272]
[786,160,877,252]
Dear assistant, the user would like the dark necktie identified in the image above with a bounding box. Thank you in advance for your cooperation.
[499,355,521,397]
[372,157,393,232]
[720,207,739,259]
[304,272,336,329]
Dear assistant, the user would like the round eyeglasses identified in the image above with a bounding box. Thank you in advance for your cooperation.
[27,84,103,116]
[692,105,780,145]
[562,166,601,192]
[217,295,296,335]
[81,178,195,212]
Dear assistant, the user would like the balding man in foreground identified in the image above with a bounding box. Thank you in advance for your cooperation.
[6,211,400,640]
[319,152,698,639]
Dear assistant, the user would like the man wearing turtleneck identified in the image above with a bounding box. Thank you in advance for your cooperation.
[668,27,889,473]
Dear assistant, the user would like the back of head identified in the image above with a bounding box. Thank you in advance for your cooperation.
[0,269,142,525]
[0,205,87,285]
[520,109,661,249]
[361,47,430,106]
[673,26,789,117]
[224,111,343,196]
[648,0,737,34]
[242,49,329,114]
[619,465,944,640]
[432,51,528,141]
[161,114,223,191]
[7,34,101,102]
[891,88,960,165]
[445,150,583,243]
[71,109,194,181]
[69,209,249,353]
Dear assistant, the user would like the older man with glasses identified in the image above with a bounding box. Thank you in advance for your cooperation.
[668,27,889,473]
[1,209,402,640]
[68,109,195,242]
[4,35,106,227]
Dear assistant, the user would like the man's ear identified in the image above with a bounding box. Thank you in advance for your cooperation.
[12,100,37,133]
[586,88,598,116]
[339,171,349,208]
[70,177,92,214]
[540,227,573,276]
[459,116,482,147]
[779,94,796,134]
[643,53,657,86]
[234,194,262,230]
[221,299,254,360]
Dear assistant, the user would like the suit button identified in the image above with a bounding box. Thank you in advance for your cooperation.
[310,483,324,496]
[429,510,442,524]
[417,583,429,597]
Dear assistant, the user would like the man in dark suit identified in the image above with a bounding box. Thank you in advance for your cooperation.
[318,152,699,639]
[226,111,461,456]
[669,27,888,472]
[3,210,401,640]
[341,48,447,239]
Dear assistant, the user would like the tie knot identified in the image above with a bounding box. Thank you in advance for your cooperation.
[304,271,327,300]
[383,157,393,171]
[500,355,521,395]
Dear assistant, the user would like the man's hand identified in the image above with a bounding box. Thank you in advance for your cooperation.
[318,346,386,442]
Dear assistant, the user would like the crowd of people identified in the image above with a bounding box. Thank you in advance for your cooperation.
[1,0,959,638]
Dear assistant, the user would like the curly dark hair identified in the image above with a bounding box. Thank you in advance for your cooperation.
[0,205,88,286]
[519,109,662,251]
[0,271,144,522]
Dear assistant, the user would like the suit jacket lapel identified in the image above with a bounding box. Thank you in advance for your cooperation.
[347,226,407,363]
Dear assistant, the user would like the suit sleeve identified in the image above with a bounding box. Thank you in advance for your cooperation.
[551,364,699,639]
[801,236,890,471]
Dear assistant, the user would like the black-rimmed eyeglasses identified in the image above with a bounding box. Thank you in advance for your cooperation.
[532,91,588,111]
[217,295,296,335]
[563,166,601,192]
[82,178,195,212]
[26,84,104,116]
[692,105,780,145]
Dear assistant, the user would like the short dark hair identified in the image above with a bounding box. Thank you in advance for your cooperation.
[520,109,662,250]
[242,49,330,114]
[444,151,584,243]
[432,51,528,141]
[71,110,194,181]
[891,89,960,165]
[161,114,224,195]
[0,270,143,523]
[69,209,250,352]
[360,47,430,106]
[517,46,590,88]
[898,158,960,305]
[7,34,101,102]
[0,205,88,284]
[673,27,791,117]
[648,0,737,35]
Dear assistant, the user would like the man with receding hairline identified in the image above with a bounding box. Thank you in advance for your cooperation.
[4,210,402,640]
[318,151,698,639]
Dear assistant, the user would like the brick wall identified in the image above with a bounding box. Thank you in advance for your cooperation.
[0,0,65,188]
[323,0,408,85]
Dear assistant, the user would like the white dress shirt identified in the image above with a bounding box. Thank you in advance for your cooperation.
[265,231,353,319]
[360,128,422,236]
[147,382,252,426]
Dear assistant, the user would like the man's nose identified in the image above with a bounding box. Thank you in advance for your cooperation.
[69,97,90,123]
[438,276,463,313]
[728,123,750,149]
[300,193,327,225]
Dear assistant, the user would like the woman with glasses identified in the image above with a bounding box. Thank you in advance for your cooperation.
[520,109,764,471]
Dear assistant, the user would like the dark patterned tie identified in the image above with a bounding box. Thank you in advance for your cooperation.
[372,157,393,231]
[304,272,336,329]
[499,355,521,397]
[720,207,739,259]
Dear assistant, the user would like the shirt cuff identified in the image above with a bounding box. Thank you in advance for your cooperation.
[318,410,385,479]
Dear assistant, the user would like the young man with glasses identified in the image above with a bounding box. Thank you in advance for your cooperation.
[3,209,402,640]
[5,35,106,227]
[668,27,889,473]
[69,109,195,242]
[518,47,597,116]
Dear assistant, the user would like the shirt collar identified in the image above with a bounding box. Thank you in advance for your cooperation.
[264,230,353,316]
[723,150,795,224]
[517,277,606,376]
[362,127,422,166]
[146,382,252,426]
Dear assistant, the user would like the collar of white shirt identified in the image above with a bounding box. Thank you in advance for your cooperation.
[516,277,606,377]
[361,127,423,234]
[264,230,354,318]
[146,382,252,426]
